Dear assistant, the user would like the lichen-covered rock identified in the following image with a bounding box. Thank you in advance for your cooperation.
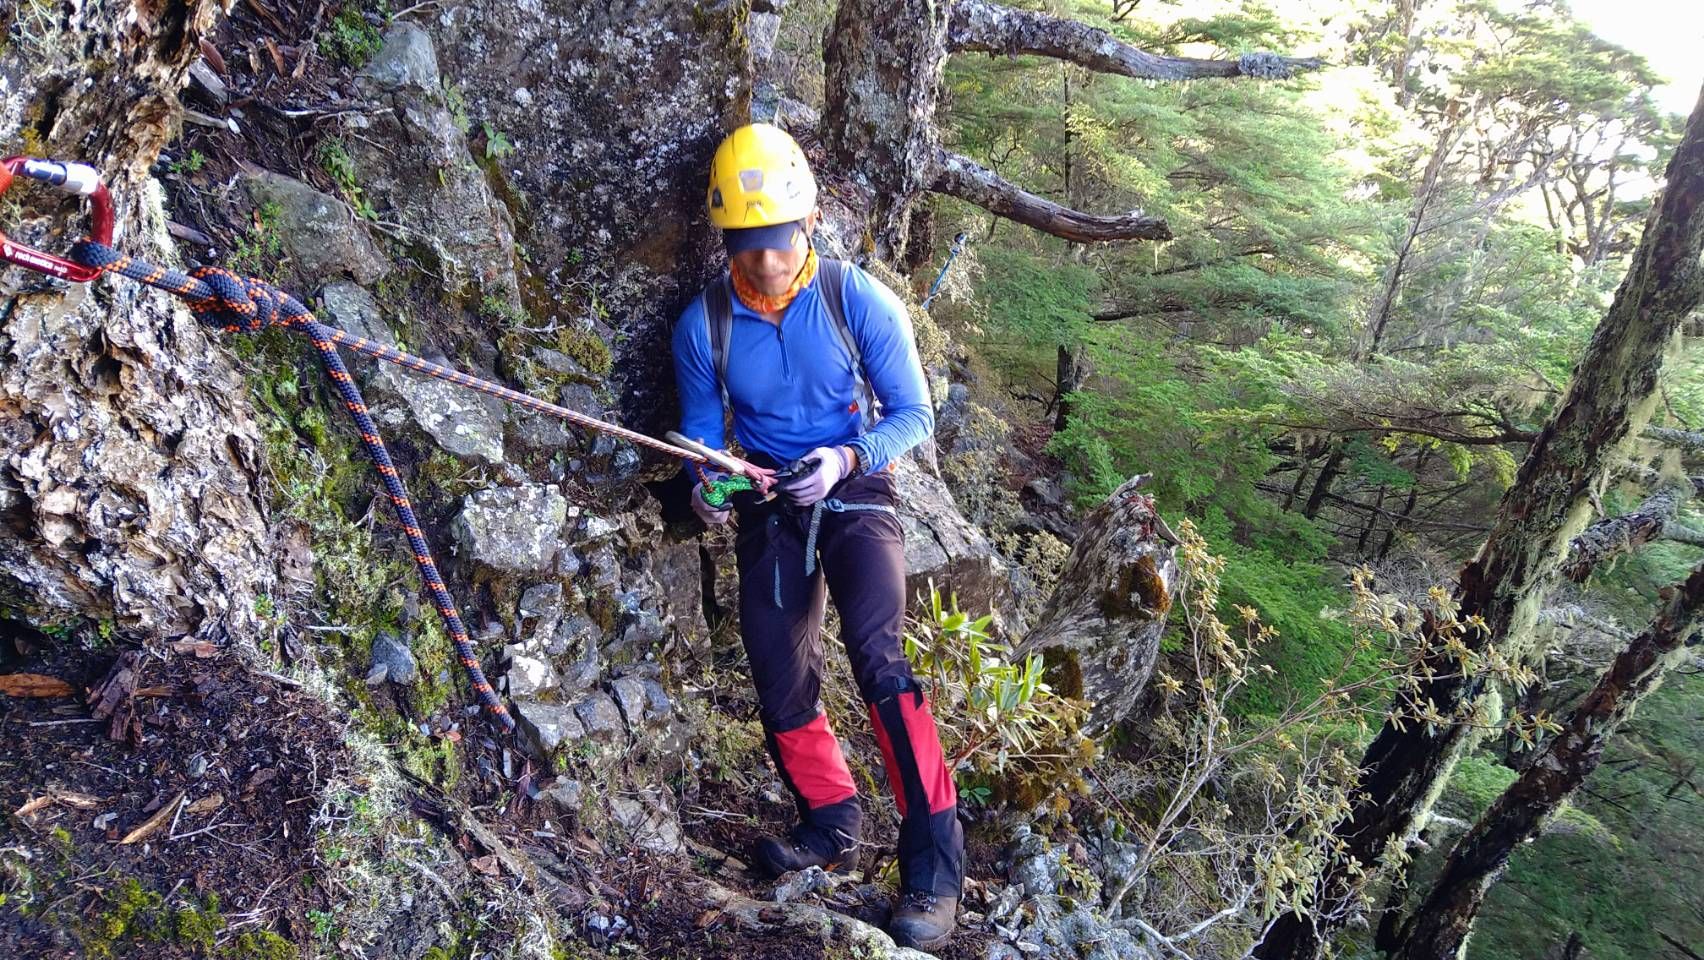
[609,788,685,855]
[573,691,625,740]
[516,581,566,652]
[1015,476,1178,735]
[504,650,559,697]
[771,865,837,904]
[317,281,508,463]
[241,171,389,286]
[347,22,519,300]
[425,1,751,438]
[515,700,585,755]
[453,484,566,573]
[1007,825,1061,898]
[893,457,1017,629]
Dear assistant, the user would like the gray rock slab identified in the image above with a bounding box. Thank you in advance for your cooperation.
[453,484,566,573]
[241,171,388,286]
[573,691,624,739]
[515,700,585,755]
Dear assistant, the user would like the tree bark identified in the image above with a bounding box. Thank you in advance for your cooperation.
[930,149,1172,242]
[1301,444,1346,520]
[1561,479,1700,582]
[1016,474,1177,734]
[1054,343,1087,432]
[1254,84,1704,960]
[0,1,274,641]
[1388,557,1704,960]
[947,0,1322,81]
[822,0,952,261]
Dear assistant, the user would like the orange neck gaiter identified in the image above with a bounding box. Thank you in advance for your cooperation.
[731,248,819,315]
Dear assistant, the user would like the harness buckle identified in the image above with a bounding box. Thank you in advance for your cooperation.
[0,156,114,283]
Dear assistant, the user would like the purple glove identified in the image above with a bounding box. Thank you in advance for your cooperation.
[692,475,732,526]
[778,446,850,506]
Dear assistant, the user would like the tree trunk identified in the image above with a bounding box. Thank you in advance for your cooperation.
[1356,485,1387,555]
[822,0,952,262]
[1054,344,1086,432]
[1016,474,1177,734]
[1362,122,1460,360]
[0,1,274,642]
[1301,444,1346,519]
[1254,84,1704,960]
[1388,557,1704,960]
[1377,449,1431,560]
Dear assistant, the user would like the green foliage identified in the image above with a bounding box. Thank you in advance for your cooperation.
[318,2,389,67]
[482,122,515,160]
[227,931,297,960]
[169,149,206,175]
[903,582,1094,809]
[229,201,286,282]
[318,139,378,221]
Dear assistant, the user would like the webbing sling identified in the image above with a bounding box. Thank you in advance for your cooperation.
[700,259,879,434]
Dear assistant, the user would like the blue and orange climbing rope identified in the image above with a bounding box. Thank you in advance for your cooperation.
[0,155,773,734]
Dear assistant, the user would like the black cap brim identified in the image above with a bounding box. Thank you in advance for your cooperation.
[723,221,803,254]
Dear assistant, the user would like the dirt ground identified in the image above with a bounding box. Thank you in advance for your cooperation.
[1,632,349,957]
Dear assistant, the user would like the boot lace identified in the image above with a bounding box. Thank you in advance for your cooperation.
[900,889,939,913]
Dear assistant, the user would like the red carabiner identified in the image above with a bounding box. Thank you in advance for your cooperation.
[0,156,114,283]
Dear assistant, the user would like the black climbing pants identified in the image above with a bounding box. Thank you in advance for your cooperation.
[732,456,963,897]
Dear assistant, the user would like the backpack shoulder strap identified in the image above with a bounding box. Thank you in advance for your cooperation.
[816,259,878,433]
[703,273,734,416]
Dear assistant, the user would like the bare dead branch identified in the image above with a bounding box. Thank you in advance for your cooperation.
[947,0,1323,81]
[929,148,1173,242]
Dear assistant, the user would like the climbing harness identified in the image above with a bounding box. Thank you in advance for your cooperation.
[919,232,969,312]
[0,155,779,733]
[803,498,898,577]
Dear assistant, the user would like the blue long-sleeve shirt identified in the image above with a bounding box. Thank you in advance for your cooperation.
[673,262,934,474]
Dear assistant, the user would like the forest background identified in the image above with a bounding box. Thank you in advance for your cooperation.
[881,0,1703,957]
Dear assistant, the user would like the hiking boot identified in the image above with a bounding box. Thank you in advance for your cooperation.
[751,825,854,878]
[889,888,958,950]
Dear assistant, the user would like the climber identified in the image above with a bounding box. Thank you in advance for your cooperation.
[672,123,962,950]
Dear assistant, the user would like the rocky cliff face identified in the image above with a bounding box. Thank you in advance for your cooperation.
[0,0,274,641]
[1,3,1174,957]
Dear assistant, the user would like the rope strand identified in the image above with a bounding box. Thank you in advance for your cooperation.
[70,240,521,730]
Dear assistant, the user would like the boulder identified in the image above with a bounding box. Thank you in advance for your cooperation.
[573,691,625,739]
[609,789,684,856]
[515,701,585,755]
[504,650,559,697]
[453,484,566,573]
[348,23,519,300]
[536,777,583,819]
[1015,476,1178,735]
[515,581,566,652]
[609,675,650,729]
[240,171,389,286]
[366,631,419,685]
[317,282,507,464]
[893,457,1017,630]
[424,1,750,440]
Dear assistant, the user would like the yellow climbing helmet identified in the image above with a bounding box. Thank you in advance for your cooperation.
[706,123,817,230]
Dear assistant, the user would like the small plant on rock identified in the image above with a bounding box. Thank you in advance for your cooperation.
[903,582,1093,809]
